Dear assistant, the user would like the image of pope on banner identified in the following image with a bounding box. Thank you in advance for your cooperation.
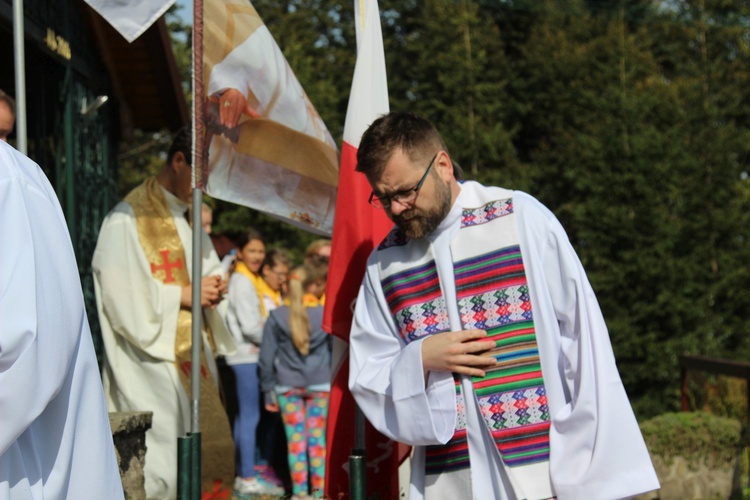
[202,0,338,234]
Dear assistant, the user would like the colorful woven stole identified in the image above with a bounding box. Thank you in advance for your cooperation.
[378,192,551,480]
[125,177,235,496]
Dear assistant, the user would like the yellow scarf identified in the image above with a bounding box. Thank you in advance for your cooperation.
[233,261,280,316]
[282,293,324,308]
[124,177,234,495]
[303,293,323,308]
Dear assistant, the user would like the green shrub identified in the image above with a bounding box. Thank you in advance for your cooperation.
[640,411,743,468]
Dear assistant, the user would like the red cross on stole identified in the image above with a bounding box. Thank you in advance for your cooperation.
[150,249,184,283]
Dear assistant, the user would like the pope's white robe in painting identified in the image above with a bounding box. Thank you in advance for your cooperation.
[208,25,330,143]
[0,141,123,499]
[92,184,233,500]
[349,181,660,500]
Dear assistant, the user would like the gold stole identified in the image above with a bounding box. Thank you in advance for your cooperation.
[125,178,234,496]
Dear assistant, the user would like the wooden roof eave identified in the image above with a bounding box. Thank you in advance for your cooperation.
[85,6,189,134]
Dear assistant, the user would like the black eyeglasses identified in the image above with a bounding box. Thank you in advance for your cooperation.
[268,268,288,281]
[369,153,438,209]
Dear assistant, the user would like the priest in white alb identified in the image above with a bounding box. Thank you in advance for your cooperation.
[0,141,123,499]
[92,128,236,500]
[348,112,660,500]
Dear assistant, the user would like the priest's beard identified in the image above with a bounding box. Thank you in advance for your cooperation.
[393,177,452,240]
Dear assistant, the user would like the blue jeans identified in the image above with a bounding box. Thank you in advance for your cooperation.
[230,362,260,478]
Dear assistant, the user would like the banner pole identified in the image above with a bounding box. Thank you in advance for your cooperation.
[179,1,205,498]
[191,0,205,441]
[189,186,203,500]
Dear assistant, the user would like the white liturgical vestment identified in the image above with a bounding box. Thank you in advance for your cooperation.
[0,141,123,499]
[92,182,233,500]
[349,181,660,500]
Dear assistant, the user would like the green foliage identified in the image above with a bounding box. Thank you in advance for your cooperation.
[167,4,193,106]
[473,0,750,418]
[116,129,172,198]
[384,0,519,183]
[640,411,743,468]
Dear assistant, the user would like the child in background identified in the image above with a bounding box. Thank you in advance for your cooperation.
[224,228,283,496]
[254,248,292,491]
[303,239,331,306]
[303,239,331,265]
[260,248,292,308]
[258,262,331,499]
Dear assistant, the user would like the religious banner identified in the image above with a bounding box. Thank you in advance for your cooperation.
[322,0,408,497]
[196,0,338,235]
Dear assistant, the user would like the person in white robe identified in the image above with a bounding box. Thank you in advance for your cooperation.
[92,128,236,500]
[348,112,660,500]
[0,141,124,499]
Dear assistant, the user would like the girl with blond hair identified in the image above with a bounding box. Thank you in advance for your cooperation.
[258,262,331,499]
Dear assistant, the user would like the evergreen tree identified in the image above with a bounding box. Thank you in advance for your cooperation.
[383,0,520,185]
[648,0,750,370]
[474,0,750,417]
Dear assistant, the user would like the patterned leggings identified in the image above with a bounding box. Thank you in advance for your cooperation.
[276,388,329,497]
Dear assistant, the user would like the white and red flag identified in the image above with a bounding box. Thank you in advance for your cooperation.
[323,0,408,497]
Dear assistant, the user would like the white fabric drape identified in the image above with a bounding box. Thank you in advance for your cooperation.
[0,141,123,499]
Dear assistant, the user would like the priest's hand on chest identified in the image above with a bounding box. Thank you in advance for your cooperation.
[180,275,227,309]
[421,330,496,379]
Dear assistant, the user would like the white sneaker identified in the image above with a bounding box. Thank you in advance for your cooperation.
[235,476,284,496]
[256,477,284,496]
[235,477,265,495]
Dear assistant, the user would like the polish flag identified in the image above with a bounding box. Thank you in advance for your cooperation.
[323,0,407,497]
